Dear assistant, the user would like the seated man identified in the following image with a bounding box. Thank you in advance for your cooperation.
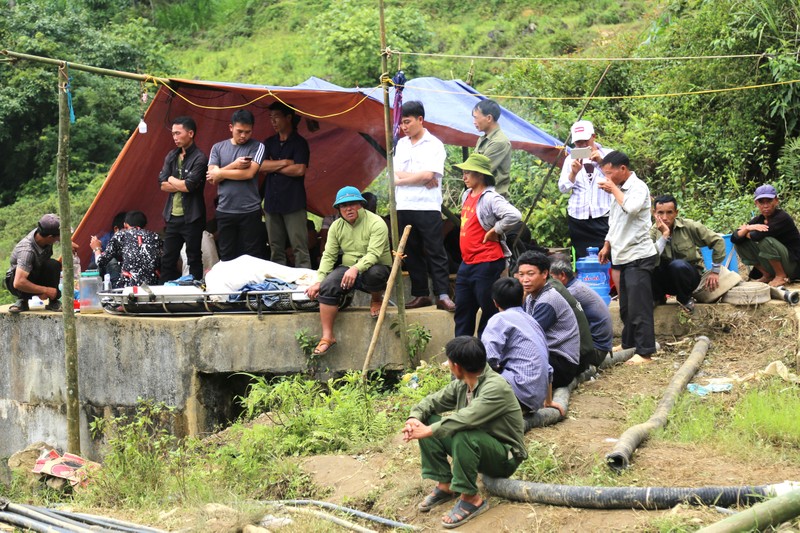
[304,187,392,356]
[515,251,580,388]
[90,211,163,288]
[731,184,800,287]
[403,336,527,529]
[549,258,614,365]
[481,277,559,414]
[4,214,65,313]
[650,194,726,311]
[88,211,126,286]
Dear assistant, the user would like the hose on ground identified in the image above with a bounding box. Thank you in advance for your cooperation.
[697,487,800,532]
[0,510,71,533]
[278,505,377,533]
[524,347,638,431]
[481,478,790,510]
[265,500,420,530]
[19,504,124,533]
[1,502,93,533]
[606,336,710,472]
[45,507,164,533]
[770,285,800,305]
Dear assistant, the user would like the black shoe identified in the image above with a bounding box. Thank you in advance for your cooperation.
[9,299,28,314]
[679,298,695,314]
[406,296,433,309]
[45,299,62,312]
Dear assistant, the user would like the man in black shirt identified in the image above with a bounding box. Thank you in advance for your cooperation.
[731,184,800,287]
[260,102,311,268]
[158,116,208,282]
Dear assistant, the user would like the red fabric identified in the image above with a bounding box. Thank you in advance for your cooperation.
[459,192,503,264]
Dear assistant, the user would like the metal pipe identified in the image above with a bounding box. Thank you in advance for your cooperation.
[606,337,711,472]
[770,285,800,305]
[270,500,420,530]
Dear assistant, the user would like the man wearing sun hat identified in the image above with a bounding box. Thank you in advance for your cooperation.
[4,214,65,314]
[453,153,521,338]
[557,119,614,258]
[304,186,392,355]
[731,184,800,287]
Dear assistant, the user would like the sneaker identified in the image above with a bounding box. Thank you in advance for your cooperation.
[45,299,62,312]
[9,299,28,314]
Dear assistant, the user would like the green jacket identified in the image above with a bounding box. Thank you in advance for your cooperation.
[409,364,528,460]
[650,217,726,272]
[475,127,512,199]
[317,209,392,283]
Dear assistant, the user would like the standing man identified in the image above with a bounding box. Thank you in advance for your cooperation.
[403,336,527,529]
[260,101,311,268]
[731,184,800,287]
[304,187,392,356]
[4,214,65,313]
[598,151,658,365]
[650,194,726,311]
[158,116,208,282]
[558,120,613,258]
[207,109,266,261]
[473,99,512,199]
[393,101,454,311]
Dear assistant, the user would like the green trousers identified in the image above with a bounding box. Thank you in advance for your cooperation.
[418,415,520,495]
[735,237,796,279]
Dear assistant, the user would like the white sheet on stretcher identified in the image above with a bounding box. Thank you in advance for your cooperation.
[118,284,312,303]
[201,255,315,302]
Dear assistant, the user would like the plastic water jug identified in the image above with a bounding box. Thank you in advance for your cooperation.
[79,270,103,313]
[575,247,611,306]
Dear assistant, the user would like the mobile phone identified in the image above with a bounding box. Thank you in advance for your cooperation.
[570,146,592,159]
[242,156,253,162]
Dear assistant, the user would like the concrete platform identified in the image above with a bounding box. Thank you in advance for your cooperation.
[1,291,797,459]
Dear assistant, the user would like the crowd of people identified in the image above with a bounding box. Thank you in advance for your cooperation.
[6,100,800,527]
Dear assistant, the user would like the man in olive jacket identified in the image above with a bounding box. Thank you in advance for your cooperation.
[403,336,527,528]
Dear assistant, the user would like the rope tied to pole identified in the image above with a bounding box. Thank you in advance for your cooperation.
[59,62,76,124]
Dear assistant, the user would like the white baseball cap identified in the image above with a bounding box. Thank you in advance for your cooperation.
[570,120,595,142]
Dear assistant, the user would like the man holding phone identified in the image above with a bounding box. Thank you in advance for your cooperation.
[207,109,266,261]
[557,120,614,258]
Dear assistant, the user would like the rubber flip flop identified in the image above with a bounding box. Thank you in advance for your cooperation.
[370,300,382,319]
[442,498,489,528]
[418,487,457,512]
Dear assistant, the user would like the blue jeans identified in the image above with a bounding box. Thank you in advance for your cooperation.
[454,258,506,337]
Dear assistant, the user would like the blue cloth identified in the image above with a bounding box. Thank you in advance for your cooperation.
[232,278,297,307]
[164,274,195,286]
[481,307,552,411]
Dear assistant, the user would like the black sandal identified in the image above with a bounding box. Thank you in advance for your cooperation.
[418,486,457,512]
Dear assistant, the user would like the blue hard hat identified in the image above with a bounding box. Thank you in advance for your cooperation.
[333,186,366,208]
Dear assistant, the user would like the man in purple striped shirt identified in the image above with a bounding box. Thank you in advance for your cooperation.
[481,277,561,415]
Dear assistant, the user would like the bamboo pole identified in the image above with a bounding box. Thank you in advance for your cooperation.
[362,225,412,378]
[697,488,800,533]
[2,50,168,84]
[57,64,81,454]
[378,0,408,351]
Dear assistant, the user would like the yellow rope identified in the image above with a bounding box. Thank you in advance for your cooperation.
[387,78,800,101]
[155,78,383,118]
[391,49,772,62]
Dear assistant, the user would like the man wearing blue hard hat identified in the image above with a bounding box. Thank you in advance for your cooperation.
[304,186,392,355]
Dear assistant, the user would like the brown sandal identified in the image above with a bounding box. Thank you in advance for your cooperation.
[370,299,382,319]
[313,338,336,356]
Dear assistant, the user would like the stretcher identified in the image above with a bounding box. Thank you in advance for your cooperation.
[98,285,319,316]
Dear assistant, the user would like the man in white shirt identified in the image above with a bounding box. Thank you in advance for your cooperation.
[394,101,455,311]
[558,120,613,258]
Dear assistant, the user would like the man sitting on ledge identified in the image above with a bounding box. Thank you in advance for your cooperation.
[403,336,527,529]
[304,186,392,356]
[4,214,66,314]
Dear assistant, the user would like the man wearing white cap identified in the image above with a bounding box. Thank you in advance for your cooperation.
[557,120,613,258]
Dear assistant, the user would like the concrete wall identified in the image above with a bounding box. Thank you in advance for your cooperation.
[0,306,454,459]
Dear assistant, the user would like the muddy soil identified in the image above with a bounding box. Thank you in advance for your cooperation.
[298,304,800,532]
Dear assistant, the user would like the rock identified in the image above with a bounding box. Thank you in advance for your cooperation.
[259,515,293,528]
[7,441,55,487]
[243,525,272,533]
[202,503,240,532]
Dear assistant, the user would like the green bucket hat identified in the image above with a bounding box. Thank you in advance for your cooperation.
[453,153,493,176]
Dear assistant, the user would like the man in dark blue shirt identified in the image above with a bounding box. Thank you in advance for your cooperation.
[260,102,312,268]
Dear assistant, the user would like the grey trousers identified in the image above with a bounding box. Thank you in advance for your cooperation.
[266,209,311,268]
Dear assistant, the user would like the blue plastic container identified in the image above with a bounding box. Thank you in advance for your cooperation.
[575,246,611,306]
[700,233,738,273]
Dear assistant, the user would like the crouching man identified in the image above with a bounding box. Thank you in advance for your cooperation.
[304,186,392,356]
[403,336,527,529]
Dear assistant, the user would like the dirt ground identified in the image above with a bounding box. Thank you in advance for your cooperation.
[297,303,800,532]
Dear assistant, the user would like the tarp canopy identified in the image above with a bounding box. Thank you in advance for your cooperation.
[74,76,563,265]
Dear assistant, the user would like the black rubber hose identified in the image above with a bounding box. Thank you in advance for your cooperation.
[481,477,772,510]
[46,509,163,533]
[267,500,419,530]
[0,510,71,533]
[19,504,121,532]
[4,503,94,533]
[524,348,637,431]
[606,336,710,472]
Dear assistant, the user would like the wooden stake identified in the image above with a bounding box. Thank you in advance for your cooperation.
[362,225,412,378]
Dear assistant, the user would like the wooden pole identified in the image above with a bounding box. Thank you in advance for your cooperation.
[362,225,412,378]
[57,64,81,454]
[2,49,168,84]
[378,0,408,351]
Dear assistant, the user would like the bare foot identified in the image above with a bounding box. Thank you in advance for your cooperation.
[768,277,790,288]
[624,354,653,365]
